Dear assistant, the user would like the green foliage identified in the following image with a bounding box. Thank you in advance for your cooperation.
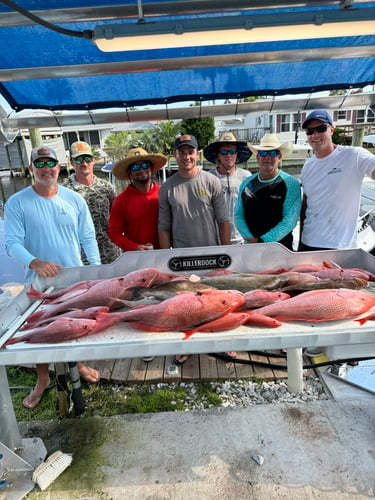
[332,127,346,145]
[141,121,181,156]
[104,130,140,161]
[180,117,215,150]
[7,367,222,422]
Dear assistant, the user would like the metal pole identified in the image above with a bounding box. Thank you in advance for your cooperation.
[0,366,22,450]
[352,127,364,147]
[287,348,304,393]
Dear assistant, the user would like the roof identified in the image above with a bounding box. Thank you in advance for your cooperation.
[0,1,374,113]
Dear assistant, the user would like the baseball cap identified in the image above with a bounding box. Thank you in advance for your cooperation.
[174,134,198,150]
[70,141,93,158]
[30,146,58,163]
[302,110,333,129]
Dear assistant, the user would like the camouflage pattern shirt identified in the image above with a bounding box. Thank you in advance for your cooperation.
[63,174,121,264]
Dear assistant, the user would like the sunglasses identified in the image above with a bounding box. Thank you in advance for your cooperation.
[305,124,329,136]
[129,162,151,172]
[33,160,58,168]
[74,156,93,164]
[258,150,280,157]
[219,148,237,155]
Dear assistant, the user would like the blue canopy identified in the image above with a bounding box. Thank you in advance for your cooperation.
[0,1,374,111]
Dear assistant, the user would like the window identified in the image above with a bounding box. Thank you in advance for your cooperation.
[337,111,346,120]
[292,113,300,131]
[356,110,365,123]
[280,114,290,132]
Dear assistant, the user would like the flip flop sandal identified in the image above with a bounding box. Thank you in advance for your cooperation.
[173,354,190,366]
[22,380,55,409]
[23,389,44,409]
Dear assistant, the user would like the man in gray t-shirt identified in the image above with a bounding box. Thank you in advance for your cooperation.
[158,134,231,364]
[158,134,230,249]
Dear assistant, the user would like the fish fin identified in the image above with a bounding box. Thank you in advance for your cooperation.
[323,260,340,269]
[129,322,170,332]
[354,317,367,325]
[182,330,196,340]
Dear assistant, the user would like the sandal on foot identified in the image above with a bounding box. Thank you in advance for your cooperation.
[23,389,44,409]
[173,355,190,366]
[79,366,100,383]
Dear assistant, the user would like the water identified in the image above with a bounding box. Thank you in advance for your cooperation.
[0,169,112,286]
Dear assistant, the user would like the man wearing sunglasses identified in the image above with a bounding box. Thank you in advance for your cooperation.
[234,134,301,250]
[4,146,101,407]
[159,134,230,250]
[159,134,231,365]
[299,109,375,251]
[204,132,252,244]
[63,141,121,264]
[108,147,167,251]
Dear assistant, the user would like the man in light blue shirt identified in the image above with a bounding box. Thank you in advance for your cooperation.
[5,145,101,408]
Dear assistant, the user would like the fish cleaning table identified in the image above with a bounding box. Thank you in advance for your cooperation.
[1,244,375,471]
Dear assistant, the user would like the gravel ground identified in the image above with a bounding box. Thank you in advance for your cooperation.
[112,376,328,411]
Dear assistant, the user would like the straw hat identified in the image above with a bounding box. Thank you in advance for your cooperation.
[112,147,167,180]
[248,134,293,157]
[203,132,252,164]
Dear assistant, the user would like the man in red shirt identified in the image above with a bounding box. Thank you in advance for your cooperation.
[108,147,167,251]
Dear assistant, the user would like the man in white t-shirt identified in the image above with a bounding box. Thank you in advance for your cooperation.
[299,109,375,251]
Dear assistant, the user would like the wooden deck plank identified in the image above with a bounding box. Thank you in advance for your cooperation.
[111,358,132,383]
[216,354,237,380]
[180,354,200,381]
[127,357,147,383]
[144,356,165,382]
[199,354,218,380]
[234,352,256,379]
[267,351,288,380]
[248,352,275,380]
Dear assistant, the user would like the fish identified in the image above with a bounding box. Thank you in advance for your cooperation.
[254,267,289,275]
[278,277,369,293]
[241,290,290,309]
[203,269,237,277]
[181,312,250,339]
[4,318,97,346]
[27,279,102,302]
[244,313,282,328]
[19,306,110,330]
[25,277,138,324]
[27,268,162,304]
[130,281,215,301]
[278,272,321,285]
[288,264,326,273]
[199,273,289,292]
[97,289,245,330]
[251,289,375,322]
[308,268,370,281]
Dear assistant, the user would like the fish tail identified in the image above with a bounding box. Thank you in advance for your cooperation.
[26,284,45,299]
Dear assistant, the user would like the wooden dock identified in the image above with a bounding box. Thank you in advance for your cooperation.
[82,351,316,385]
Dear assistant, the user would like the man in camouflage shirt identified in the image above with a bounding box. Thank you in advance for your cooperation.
[63,141,121,264]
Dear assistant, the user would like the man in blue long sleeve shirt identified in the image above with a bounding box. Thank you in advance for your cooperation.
[5,145,101,408]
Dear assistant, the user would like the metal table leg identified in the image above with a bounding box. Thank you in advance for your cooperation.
[287,347,304,393]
